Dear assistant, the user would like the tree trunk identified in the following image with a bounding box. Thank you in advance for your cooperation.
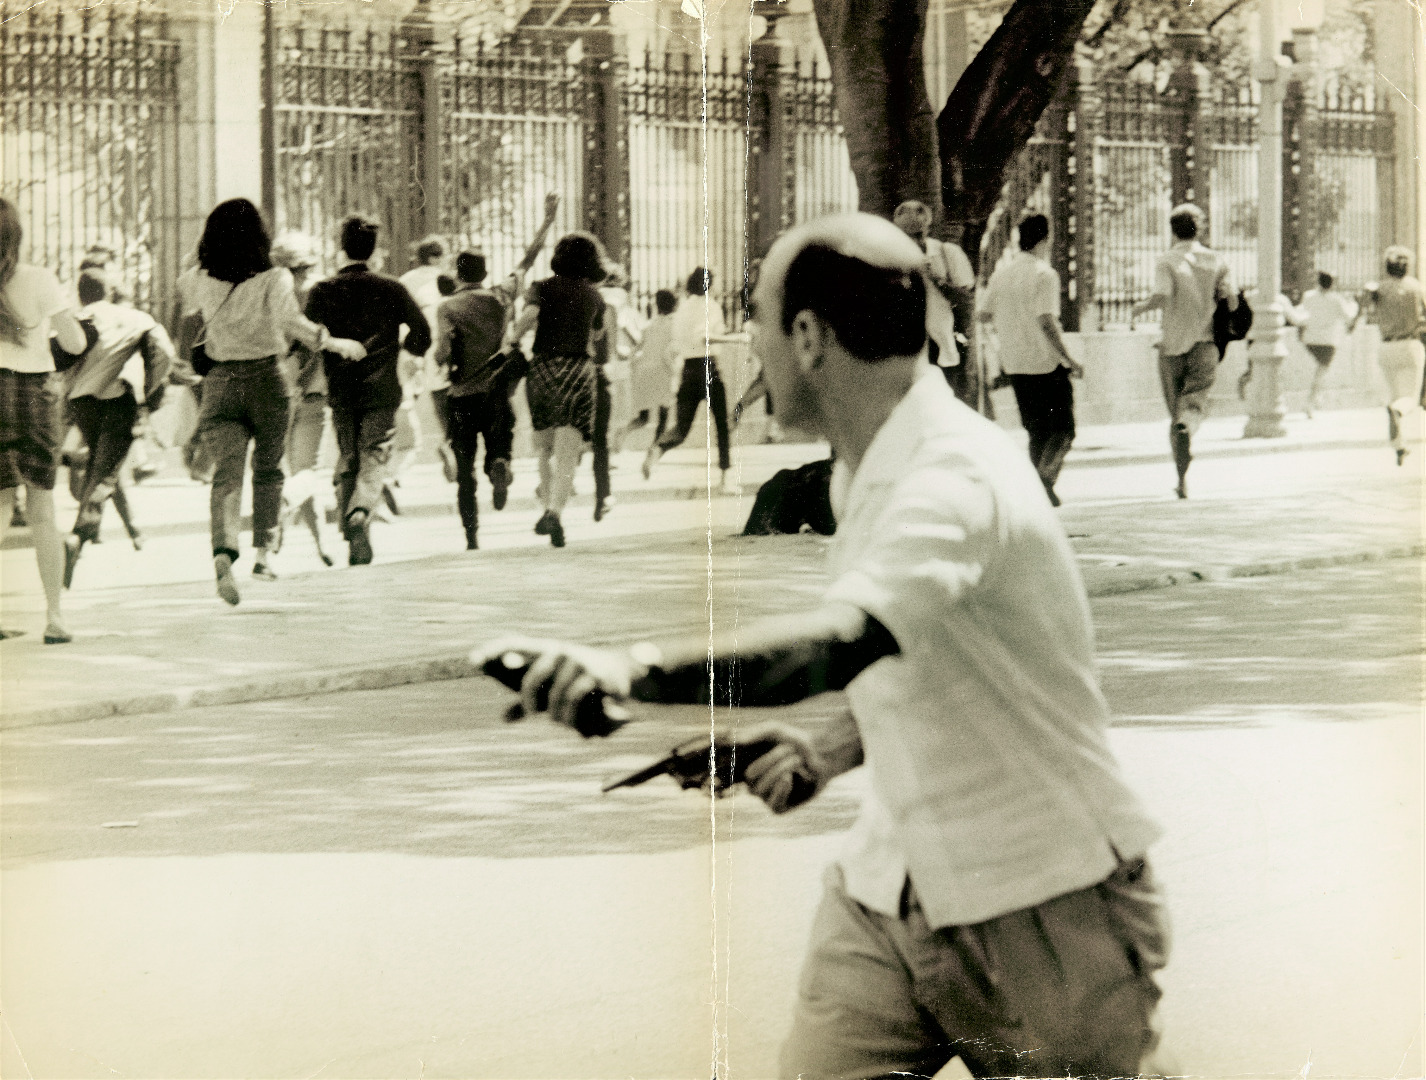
[810,0,939,218]
[938,0,1097,274]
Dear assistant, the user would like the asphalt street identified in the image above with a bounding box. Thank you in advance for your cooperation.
[3,558,1420,1078]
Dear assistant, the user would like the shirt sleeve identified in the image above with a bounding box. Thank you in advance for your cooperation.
[1035,266,1060,318]
[1153,257,1174,300]
[38,268,70,320]
[824,467,997,648]
[433,300,454,369]
[398,282,433,357]
[945,244,976,290]
[270,270,326,351]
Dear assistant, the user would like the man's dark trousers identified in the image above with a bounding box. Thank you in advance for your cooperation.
[1009,366,1076,497]
[67,393,137,540]
[658,357,731,471]
[447,386,515,535]
[331,406,397,522]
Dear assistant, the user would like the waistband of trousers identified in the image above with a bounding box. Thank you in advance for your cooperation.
[209,355,279,370]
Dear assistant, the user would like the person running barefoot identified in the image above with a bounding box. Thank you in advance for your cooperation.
[1131,204,1237,499]
[1294,271,1358,419]
[0,197,87,642]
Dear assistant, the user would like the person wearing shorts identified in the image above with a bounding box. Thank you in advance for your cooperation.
[1295,271,1358,417]
[0,197,90,642]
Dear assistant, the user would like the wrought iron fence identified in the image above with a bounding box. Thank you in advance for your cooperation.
[1,4,182,320]
[987,65,1395,329]
[626,50,753,325]
[271,23,427,275]
[441,37,588,285]
[265,22,859,328]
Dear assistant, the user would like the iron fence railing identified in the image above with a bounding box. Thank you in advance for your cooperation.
[1,4,183,320]
[988,66,1395,330]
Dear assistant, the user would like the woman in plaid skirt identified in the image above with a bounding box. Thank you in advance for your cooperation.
[0,197,89,643]
[507,232,608,548]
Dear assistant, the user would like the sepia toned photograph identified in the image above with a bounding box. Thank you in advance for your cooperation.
[1,0,1421,1075]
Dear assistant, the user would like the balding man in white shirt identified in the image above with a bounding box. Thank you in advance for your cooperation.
[479,213,1168,1079]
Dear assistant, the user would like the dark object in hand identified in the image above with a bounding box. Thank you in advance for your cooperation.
[481,648,630,738]
[603,736,818,808]
[1213,290,1253,361]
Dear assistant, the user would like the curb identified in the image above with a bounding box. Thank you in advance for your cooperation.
[5,544,1420,731]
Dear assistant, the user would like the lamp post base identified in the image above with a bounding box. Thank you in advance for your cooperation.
[1242,304,1291,439]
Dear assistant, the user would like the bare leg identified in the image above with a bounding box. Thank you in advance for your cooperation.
[25,486,68,640]
[110,481,142,547]
[0,488,13,548]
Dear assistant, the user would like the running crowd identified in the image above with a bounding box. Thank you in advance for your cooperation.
[1,193,1423,640]
[0,193,774,633]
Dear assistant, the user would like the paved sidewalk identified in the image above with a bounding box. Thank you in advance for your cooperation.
[1,407,1397,550]
[2,445,1418,727]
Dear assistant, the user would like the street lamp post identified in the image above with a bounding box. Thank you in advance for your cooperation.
[1242,0,1293,438]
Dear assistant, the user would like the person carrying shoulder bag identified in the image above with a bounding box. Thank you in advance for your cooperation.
[179,198,365,605]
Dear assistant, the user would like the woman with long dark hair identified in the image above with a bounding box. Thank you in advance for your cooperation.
[181,199,365,604]
[0,197,87,642]
[507,232,607,547]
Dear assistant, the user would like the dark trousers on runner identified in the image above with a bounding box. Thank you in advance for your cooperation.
[1009,367,1076,499]
[331,405,397,523]
[197,357,291,560]
[593,363,612,504]
[658,356,731,471]
[448,389,515,534]
[67,392,138,541]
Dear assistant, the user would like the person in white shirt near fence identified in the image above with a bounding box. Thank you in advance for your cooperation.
[1293,271,1359,418]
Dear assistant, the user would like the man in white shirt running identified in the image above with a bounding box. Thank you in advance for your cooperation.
[979,213,1083,506]
[1132,203,1237,499]
[478,212,1169,1079]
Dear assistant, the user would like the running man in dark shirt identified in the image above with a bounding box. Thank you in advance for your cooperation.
[304,214,430,565]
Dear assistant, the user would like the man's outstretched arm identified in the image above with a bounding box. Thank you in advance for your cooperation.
[517,193,561,274]
[476,601,900,731]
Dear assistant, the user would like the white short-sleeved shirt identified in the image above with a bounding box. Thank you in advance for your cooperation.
[1154,241,1231,357]
[981,251,1062,375]
[669,294,727,363]
[825,370,1162,929]
[1,264,71,373]
[1297,289,1358,348]
[925,238,975,291]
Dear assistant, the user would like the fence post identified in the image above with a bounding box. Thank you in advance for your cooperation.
[749,28,790,260]
[401,1,442,269]
[1044,75,1075,329]
[1166,29,1212,222]
[1281,28,1318,300]
[1071,57,1098,332]
[583,33,631,271]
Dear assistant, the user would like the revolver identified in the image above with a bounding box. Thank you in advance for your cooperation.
[603,736,818,808]
[481,648,631,738]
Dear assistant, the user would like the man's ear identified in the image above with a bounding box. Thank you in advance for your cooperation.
[789,309,826,374]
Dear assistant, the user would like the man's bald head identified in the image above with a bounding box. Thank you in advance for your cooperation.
[757,213,929,362]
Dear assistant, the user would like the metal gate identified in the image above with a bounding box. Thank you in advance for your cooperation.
[1,5,183,319]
